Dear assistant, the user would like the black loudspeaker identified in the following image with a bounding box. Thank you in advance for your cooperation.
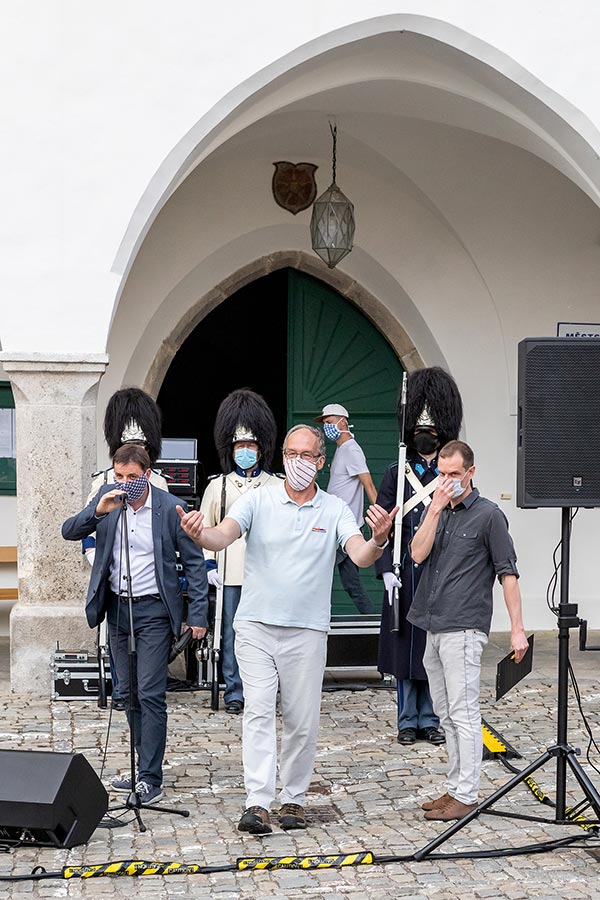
[0,750,108,848]
[517,337,600,508]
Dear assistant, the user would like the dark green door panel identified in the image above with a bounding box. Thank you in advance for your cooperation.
[286,269,405,616]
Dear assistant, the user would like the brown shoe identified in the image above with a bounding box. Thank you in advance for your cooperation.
[238,805,272,834]
[421,792,450,811]
[424,797,478,821]
[279,803,307,830]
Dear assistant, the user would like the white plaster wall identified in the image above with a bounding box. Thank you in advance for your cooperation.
[2,3,600,355]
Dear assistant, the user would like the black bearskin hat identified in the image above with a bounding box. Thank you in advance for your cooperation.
[214,388,277,474]
[402,367,463,449]
[103,387,163,465]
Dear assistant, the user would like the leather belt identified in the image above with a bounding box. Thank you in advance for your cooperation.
[114,592,160,603]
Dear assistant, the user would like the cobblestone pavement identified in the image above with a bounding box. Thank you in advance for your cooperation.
[0,631,599,898]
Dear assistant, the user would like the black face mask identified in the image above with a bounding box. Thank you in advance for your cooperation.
[413,431,439,456]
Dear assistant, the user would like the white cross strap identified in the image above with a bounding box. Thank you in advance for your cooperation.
[402,464,439,518]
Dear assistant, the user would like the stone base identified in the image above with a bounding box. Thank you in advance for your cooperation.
[10,604,95,694]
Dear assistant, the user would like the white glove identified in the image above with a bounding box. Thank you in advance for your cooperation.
[207,569,223,589]
[382,571,402,606]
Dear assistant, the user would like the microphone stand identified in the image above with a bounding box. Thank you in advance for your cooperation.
[390,372,407,632]
[111,493,189,831]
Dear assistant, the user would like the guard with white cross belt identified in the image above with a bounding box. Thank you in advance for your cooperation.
[375,366,464,747]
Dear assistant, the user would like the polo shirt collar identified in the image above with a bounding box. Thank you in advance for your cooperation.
[278,480,322,507]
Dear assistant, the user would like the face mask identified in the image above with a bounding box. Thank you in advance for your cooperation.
[414,431,439,456]
[323,418,349,442]
[284,457,317,491]
[114,474,148,503]
[234,448,258,471]
[324,423,341,441]
[449,473,470,500]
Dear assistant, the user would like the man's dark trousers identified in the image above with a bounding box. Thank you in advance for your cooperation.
[107,593,172,787]
[336,550,375,614]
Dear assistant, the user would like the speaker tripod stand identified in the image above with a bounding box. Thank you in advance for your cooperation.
[414,507,600,860]
[109,495,189,833]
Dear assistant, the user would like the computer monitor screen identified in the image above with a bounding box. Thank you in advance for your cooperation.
[159,438,197,460]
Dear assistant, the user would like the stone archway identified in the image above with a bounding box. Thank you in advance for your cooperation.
[142,251,424,399]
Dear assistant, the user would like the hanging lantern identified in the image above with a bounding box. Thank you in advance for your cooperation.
[310,123,355,268]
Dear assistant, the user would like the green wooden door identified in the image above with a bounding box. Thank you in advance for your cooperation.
[287,269,405,617]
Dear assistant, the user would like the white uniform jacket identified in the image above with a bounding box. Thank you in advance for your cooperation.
[200,470,280,585]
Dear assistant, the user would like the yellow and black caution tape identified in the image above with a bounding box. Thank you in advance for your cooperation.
[498,753,599,832]
[63,861,206,878]
[237,851,374,870]
[482,718,521,760]
[565,807,599,833]
[62,852,375,878]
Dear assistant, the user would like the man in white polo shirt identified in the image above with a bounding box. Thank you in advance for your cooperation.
[177,424,397,835]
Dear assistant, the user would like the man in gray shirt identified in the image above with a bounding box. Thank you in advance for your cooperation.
[409,440,528,822]
[315,403,378,614]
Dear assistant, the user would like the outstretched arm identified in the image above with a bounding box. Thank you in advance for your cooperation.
[345,503,399,567]
[176,506,241,550]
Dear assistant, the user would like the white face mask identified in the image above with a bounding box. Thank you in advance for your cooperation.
[449,471,471,499]
[284,456,317,491]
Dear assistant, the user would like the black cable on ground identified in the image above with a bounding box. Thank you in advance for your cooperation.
[0,828,596,883]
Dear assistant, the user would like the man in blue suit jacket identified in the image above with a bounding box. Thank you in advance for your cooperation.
[62,442,208,805]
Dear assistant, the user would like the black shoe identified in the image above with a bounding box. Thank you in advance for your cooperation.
[225,700,244,714]
[279,803,307,830]
[111,697,126,711]
[397,728,417,745]
[417,727,446,745]
[238,806,272,834]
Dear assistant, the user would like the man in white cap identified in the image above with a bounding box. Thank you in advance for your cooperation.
[315,403,378,614]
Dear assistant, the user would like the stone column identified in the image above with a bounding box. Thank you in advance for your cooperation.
[0,353,109,693]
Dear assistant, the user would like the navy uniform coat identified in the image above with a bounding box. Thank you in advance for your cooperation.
[62,484,209,636]
[376,451,438,681]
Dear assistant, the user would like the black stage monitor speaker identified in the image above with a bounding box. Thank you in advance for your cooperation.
[0,750,108,848]
[517,337,600,508]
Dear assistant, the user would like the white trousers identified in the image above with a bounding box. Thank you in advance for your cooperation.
[234,620,328,810]
[423,629,488,804]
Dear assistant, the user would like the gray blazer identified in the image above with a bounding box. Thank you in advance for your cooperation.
[62,484,209,635]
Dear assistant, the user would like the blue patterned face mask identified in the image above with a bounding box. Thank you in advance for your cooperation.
[113,474,148,503]
[234,448,258,471]
[324,418,352,442]
[324,422,341,441]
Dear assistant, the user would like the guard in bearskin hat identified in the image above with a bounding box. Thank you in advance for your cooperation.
[199,388,280,713]
[376,366,463,746]
[89,386,168,492]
